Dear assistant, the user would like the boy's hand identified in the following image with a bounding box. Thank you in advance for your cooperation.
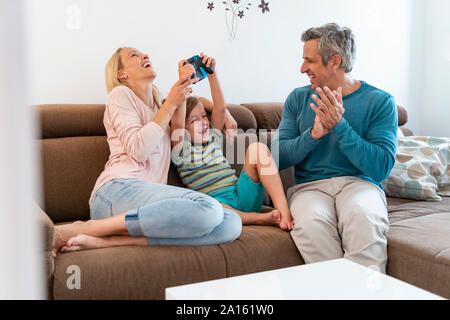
[280,215,295,231]
[199,52,216,72]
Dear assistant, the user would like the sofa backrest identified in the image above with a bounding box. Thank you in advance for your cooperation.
[35,103,258,223]
[35,102,409,223]
[242,102,410,131]
[36,105,109,223]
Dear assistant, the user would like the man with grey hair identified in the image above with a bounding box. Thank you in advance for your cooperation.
[271,23,398,273]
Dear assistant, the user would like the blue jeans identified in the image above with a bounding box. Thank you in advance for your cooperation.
[90,178,242,246]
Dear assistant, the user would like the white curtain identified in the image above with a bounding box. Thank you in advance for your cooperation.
[0,0,43,299]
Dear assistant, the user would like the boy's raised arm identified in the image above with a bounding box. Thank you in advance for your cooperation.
[199,54,227,132]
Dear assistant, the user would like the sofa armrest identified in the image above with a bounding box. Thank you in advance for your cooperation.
[400,127,414,136]
[37,203,54,251]
[35,203,55,298]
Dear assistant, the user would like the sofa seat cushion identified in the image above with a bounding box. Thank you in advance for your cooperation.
[52,224,303,300]
[387,212,450,299]
[219,225,304,277]
[387,196,450,224]
[53,245,227,300]
[388,213,450,266]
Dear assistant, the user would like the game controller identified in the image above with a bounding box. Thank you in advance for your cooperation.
[185,55,215,82]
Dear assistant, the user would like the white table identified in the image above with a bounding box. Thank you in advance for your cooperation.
[166,259,444,300]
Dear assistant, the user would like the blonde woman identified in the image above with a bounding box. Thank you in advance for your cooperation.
[52,47,242,253]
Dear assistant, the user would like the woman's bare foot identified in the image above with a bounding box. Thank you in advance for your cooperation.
[256,209,281,227]
[60,234,105,253]
[60,234,148,253]
[53,221,87,255]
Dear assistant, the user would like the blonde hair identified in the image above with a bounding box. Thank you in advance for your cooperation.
[105,47,163,108]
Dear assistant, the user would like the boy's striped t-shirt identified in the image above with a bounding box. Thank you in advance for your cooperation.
[172,128,238,195]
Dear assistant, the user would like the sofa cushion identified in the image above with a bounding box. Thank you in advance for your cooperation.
[396,105,408,127]
[388,213,450,265]
[383,136,449,201]
[52,245,227,300]
[38,136,110,223]
[386,196,450,299]
[387,213,450,299]
[241,102,284,130]
[52,225,304,300]
[219,225,304,277]
[224,104,258,131]
[387,196,450,224]
[38,104,107,138]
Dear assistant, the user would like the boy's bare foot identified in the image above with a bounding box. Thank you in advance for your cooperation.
[257,209,281,227]
[280,218,295,231]
[53,221,87,254]
[60,234,104,253]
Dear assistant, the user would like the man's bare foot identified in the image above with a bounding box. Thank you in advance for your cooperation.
[60,234,105,253]
[53,221,87,254]
[256,209,281,227]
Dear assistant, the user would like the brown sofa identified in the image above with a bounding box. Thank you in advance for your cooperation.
[36,103,450,299]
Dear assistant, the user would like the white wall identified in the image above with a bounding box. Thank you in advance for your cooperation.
[0,0,43,299]
[25,0,426,132]
[419,0,450,137]
[25,1,412,102]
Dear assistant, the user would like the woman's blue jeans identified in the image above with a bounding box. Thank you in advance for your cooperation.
[90,178,242,246]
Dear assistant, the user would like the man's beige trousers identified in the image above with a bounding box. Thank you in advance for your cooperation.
[287,176,389,273]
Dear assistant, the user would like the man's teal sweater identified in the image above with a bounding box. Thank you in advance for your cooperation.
[271,81,398,189]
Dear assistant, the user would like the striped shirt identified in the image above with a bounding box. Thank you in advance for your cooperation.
[172,128,238,195]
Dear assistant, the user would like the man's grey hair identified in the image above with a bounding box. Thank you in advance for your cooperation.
[301,23,356,73]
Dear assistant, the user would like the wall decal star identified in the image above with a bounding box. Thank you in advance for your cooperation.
[258,0,269,13]
[206,1,271,40]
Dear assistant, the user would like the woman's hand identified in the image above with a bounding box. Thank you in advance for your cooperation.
[165,73,197,109]
[178,59,196,81]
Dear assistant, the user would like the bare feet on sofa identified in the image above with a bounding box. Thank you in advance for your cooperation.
[257,209,281,227]
[53,221,87,255]
[221,203,281,227]
[60,234,104,252]
[60,234,148,252]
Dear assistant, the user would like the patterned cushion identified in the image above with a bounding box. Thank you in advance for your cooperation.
[383,136,449,201]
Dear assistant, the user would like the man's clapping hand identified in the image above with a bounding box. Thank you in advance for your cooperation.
[310,86,345,140]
